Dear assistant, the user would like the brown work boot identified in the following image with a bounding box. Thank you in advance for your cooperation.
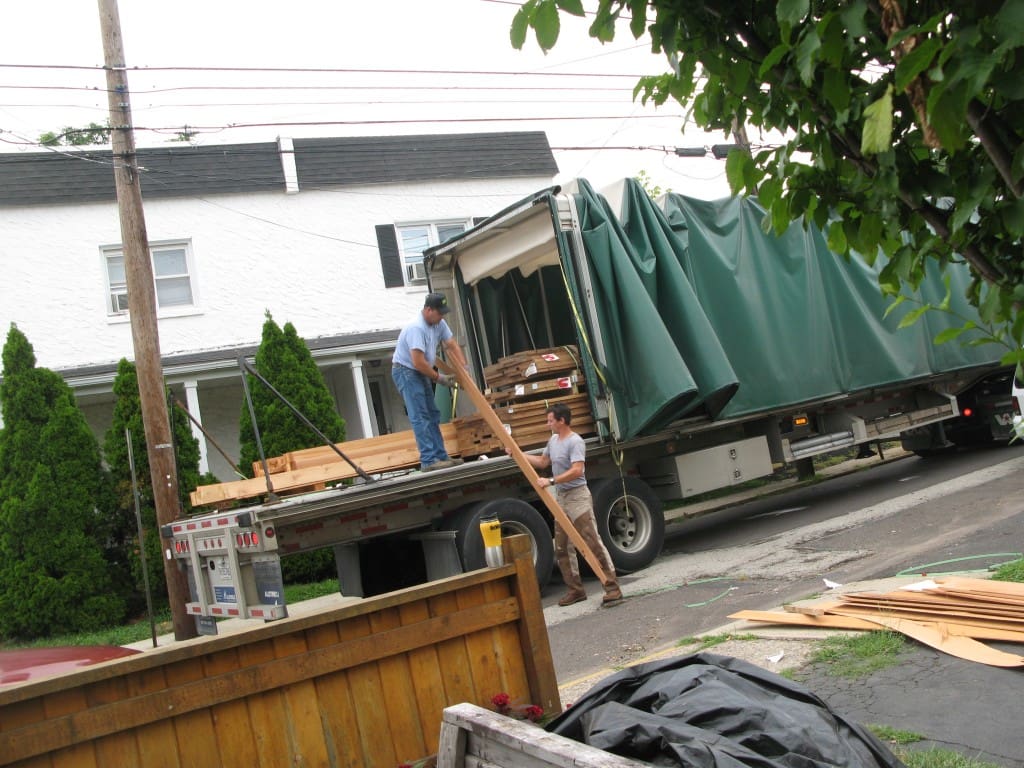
[602,585,624,605]
[557,590,587,607]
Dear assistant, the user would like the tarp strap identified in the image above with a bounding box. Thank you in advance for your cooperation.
[557,257,609,390]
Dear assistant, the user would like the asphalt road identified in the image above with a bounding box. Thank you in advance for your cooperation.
[542,443,1024,682]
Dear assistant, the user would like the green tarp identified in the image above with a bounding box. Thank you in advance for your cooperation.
[571,180,738,439]
[658,190,1000,420]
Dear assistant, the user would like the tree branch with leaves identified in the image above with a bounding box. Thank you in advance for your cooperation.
[513,0,1024,366]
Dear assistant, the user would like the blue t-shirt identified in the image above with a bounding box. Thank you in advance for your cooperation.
[393,315,452,369]
[543,431,587,490]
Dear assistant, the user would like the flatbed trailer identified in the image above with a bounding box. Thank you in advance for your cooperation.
[165,178,1006,628]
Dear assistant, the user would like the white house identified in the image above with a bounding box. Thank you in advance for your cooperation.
[0,132,558,480]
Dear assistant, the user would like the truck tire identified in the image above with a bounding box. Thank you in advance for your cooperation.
[446,498,554,590]
[589,477,664,574]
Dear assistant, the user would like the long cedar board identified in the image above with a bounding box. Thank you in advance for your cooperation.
[439,358,610,584]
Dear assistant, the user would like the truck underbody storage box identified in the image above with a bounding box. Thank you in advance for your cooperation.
[640,436,773,500]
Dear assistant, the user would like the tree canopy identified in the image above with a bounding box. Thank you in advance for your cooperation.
[103,359,206,614]
[514,0,1024,364]
[0,325,124,638]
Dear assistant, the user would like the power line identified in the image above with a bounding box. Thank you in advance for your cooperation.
[0,62,650,78]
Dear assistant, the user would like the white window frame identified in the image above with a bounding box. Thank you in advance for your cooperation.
[396,220,471,287]
[102,239,200,320]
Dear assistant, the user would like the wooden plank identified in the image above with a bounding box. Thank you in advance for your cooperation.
[369,607,429,765]
[263,424,460,474]
[233,639,289,768]
[833,598,1024,626]
[731,609,1024,642]
[274,632,332,767]
[439,703,648,768]
[730,609,883,631]
[440,359,608,583]
[934,576,1024,598]
[399,598,450,758]
[822,603,1024,635]
[505,535,560,716]
[456,583,506,710]
[342,614,398,768]
[437,720,468,768]
[304,622,364,768]
[830,612,1024,667]
[199,646,261,768]
[42,685,97,768]
[430,592,477,707]
[165,653,219,767]
[85,675,141,768]
[121,665,180,768]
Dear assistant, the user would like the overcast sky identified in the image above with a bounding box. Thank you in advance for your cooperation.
[1,0,734,197]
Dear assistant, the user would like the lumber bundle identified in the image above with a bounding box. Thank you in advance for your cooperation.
[251,424,459,476]
[484,370,585,407]
[455,392,595,458]
[192,424,460,507]
[455,346,595,458]
[482,345,582,390]
[730,576,1024,668]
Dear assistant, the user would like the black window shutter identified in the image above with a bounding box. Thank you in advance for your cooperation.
[376,224,404,288]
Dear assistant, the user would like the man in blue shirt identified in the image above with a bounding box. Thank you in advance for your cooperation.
[392,292,468,471]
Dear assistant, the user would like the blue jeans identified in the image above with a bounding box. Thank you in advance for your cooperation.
[392,365,449,468]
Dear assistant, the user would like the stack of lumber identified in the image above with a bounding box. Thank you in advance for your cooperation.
[482,345,582,390]
[191,424,459,507]
[455,346,595,458]
[730,576,1024,668]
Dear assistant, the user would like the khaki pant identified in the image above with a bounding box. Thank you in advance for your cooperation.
[554,485,618,592]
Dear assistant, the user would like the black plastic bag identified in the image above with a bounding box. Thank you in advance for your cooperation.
[547,653,905,768]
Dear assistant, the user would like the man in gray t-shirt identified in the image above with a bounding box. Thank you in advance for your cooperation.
[519,402,623,607]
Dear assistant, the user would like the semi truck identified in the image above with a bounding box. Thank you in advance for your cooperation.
[163,177,1008,631]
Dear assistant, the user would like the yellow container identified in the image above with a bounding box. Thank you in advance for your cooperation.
[479,517,502,548]
[479,517,504,566]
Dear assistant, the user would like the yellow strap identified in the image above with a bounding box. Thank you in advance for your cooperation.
[556,259,609,389]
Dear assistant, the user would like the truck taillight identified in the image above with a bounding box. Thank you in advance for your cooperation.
[174,540,190,554]
[962,406,974,417]
[264,526,275,538]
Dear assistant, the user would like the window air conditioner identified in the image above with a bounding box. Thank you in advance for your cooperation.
[406,262,427,283]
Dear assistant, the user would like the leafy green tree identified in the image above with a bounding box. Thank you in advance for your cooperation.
[239,312,347,582]
[38,121,111,147]
[102,359,206,615]
[0,325,124,638]
[513,0,1024,365]
[635,169,670,198]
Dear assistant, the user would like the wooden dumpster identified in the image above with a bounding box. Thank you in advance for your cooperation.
[0,535,558,768]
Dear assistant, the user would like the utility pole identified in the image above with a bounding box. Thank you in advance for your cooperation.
[97,0,197,641]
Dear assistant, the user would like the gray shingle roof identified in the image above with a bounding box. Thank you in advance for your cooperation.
[293,132,558,187]
[0,132,558,207]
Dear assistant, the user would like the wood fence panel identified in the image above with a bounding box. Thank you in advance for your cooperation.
[0,536,557,768]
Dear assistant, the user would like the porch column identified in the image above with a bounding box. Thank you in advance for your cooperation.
[183,379,209,474]
[349,360,375,439]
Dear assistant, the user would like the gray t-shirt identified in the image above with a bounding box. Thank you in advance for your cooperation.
[543,431,586,490]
